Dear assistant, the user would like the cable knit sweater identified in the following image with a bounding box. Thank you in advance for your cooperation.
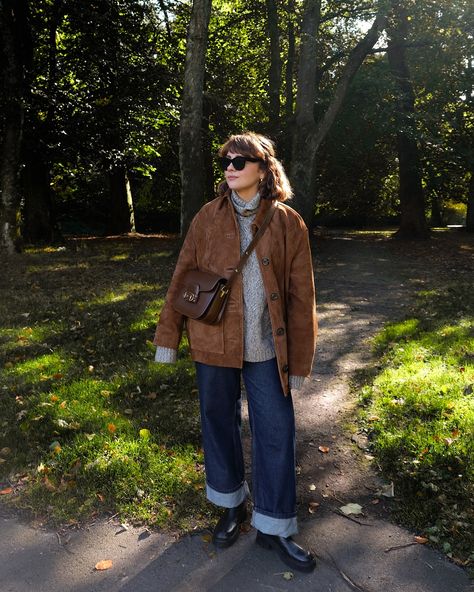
[231,191,275,362]
[155,191,304,391]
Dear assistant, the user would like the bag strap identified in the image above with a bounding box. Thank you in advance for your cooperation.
[226,202,277,290]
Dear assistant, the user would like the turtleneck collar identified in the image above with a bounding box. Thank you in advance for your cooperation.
[231,190,261,216]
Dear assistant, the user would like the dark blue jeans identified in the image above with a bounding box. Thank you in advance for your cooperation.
[195,357,298,537]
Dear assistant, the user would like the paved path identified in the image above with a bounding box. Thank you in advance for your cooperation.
[1,232,473,592]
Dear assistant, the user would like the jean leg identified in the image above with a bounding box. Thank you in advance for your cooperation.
[242,358,298,537]
[195,362,249,508]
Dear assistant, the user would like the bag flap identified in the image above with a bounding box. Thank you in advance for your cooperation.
[183,269,226,292]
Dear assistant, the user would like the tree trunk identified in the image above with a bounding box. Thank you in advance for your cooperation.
[22,0,63,244]
[466,172,474,232]
[265,0,281,134]
[284,0,295,122]
[179,0,212,236]
[387,1,429,239]
[290,0,321,226]
[430,191,443,227]
[0,0,30,254]
[108,165,136,235]
[291,2,387,227]
[22,149,56,243]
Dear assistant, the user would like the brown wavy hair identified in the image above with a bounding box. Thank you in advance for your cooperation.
[217,132,293,202]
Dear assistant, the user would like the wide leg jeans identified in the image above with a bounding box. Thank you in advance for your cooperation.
[195,357,298,537]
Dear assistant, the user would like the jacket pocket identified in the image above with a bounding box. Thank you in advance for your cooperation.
[186,318,224,354]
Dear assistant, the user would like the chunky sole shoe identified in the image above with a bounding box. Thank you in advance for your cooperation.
[212,502,248,549]
[256,531,316,573]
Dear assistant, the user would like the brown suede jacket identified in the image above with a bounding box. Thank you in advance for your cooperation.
[153,193,317,396]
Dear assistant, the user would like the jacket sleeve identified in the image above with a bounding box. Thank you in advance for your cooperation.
[286,220,317,377]
[153,216,198,351]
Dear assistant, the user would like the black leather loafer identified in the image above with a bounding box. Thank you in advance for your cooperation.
[212,501,248,548]
[256,530,316,572]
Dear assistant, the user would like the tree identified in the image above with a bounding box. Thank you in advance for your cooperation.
[290,0,389,227]
[387,0,429,238]
[179,0,212,236]
[0,0,32,254]
[265,0,281,134]
[21,0,63,243]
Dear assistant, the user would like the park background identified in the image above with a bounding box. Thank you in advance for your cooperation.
[0,0,473,577]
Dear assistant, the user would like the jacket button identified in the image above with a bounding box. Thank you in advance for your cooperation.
[276,327,285,336]
[270,292,279,300]
[282,364,289,373]
[261,257,270,265]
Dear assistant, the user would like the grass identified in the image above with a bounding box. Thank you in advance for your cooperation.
[0,237,216,530]
[357,282,474,568]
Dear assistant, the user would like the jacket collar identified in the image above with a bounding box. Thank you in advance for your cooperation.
[218,192,275,230]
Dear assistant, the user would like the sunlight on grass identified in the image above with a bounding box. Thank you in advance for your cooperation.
[130,298,164,332]
[359,282,474,565]
[4,351,70,380]
[110,254,130,261]
[79,282,156,308]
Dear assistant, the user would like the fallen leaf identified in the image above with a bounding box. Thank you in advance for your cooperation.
[309,483,316,491]
[52,373,63,380]
[318,445,330,453]
[201,533,212,543]
[376,482,395,498]
[414,536,428,544]
[50,395,59,402]
[145,392,157,399]
[308,502,320,514]
[0,447,11,456]
[43,476,56,491]
[95,560,113,571]
[0,487,13,495]
[340,503,363,515]
[282,571,294,580]
[107,423,117,434]
[97,493,105,502]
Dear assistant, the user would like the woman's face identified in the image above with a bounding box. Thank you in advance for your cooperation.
[224,151,263,202]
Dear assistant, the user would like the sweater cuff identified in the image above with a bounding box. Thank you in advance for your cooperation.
[154,346,177,364]
[289,375,305,391]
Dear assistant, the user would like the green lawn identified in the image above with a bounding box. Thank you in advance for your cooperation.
[0,237,215,529]
[358,282,473,569]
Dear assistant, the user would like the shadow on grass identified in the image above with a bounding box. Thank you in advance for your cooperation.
[0,236,215,530]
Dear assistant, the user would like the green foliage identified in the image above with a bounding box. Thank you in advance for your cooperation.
[3,0,473,234]
[359,283,474,565]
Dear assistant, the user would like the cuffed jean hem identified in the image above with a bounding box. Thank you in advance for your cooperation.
[252,511,298,538]
[206,480,250,508]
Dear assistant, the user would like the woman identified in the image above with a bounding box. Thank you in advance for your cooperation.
[153,132,317,572]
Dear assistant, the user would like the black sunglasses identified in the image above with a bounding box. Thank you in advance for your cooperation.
[219,156,261,171]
